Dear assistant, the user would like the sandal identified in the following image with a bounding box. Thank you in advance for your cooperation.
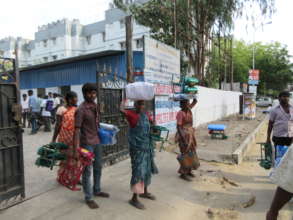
[187,173,196,178]
[139,193,156,201]
[129,199,145,210]
[86,200,99,209]
[180,174,192,182]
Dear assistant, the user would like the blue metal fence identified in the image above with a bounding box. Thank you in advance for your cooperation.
[20,51,144,89]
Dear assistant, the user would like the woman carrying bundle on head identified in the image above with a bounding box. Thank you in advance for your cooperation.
[175,98,199,182]
[120,99,158,210]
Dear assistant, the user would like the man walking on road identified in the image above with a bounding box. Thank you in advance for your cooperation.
[28,90,41,135]
[40,95,53,132]
[73,83,109,209]
[267,91,293,147]
[21,93,29,128]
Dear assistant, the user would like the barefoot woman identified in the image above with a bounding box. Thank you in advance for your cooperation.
[121,100,158,210]
[176,98,199,181]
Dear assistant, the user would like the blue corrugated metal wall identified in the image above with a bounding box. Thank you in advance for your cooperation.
[20,51,144,89]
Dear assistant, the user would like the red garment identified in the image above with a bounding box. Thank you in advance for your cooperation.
[58,106,76,146]
[124,110,153,128]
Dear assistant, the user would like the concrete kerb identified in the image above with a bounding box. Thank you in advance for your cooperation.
[232,118,268,164]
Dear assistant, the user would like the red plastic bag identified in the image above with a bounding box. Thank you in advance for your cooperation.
[57,148,94,191]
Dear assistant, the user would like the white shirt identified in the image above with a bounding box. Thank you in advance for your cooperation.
[21,98,29,110]
[41,100,52,117]
[53,97,60,108]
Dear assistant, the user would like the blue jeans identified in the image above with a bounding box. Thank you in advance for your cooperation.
[82,145,103,201]
[30,112,38,134]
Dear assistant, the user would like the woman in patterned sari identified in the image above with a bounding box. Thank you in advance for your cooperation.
[120,100,158,210]
[51,91,78,181]
[175,98,199,182]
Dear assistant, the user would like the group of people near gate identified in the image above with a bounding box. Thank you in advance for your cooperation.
[25,81,293,215]
[21,91,62,134]
[30,82,199,210]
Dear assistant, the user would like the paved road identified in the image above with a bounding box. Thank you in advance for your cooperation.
[0,127,292,220]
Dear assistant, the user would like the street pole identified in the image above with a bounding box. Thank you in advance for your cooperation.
[14,43,21,102]
[173,0,177,48]
[251,21,272,96]
[230,36,234,91]
[252,31,255,70]
[252,21,272,70]
[125,15,133,83]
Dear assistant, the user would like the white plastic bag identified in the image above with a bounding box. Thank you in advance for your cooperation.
[126,82,155,101]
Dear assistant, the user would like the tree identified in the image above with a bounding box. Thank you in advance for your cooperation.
[114,0,275,84]
[209,40,293,95]
[254,42,293,96]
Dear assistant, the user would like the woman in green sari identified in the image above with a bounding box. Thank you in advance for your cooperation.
[121,100,158,210]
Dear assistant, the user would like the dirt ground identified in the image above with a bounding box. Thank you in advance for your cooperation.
[196,110,266,155]
[1,116,293,220]
[193,122,293,220]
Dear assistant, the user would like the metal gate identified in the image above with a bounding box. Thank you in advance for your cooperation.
[0,58,25,209]
[99,88,129,166]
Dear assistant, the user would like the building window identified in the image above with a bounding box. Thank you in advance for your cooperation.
[102,32,106,42]
[52,37,57,45]
[52,55,58,60]
[120,41,126,50]
[120,19,125,28]
[43,57,48,62]
[136,38,143,49]
[43,40,48,47]
[86,35,91,45]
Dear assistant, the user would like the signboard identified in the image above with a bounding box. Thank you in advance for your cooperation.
[155,95,180,132]
[154,84,181,95]
[248,80,259,85]
[144,36,180,84]
[249,85,257,95]
[0,58,15,83]
[248,69,259,85]
[243,93,256,120]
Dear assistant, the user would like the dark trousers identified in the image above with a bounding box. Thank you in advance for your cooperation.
[30,112,39,134]
[272,137,293,146]
[43,116,52,132]
[272,137,292,158]
[22,112,28,128]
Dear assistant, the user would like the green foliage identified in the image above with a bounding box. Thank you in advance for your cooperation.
[114,0,275,83]
[209,39,293,94]
[254,42,293,95]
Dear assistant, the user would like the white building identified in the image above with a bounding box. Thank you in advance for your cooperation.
[0,0,150,67]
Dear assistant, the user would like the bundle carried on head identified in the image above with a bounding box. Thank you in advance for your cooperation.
[125,82,155,101]
[169,77,199,101]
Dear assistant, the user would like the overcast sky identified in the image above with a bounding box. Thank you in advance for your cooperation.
[0,0,291,54]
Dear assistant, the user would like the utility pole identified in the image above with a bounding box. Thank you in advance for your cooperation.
[224,36,227,89]
[230,36,234,91]
[125,15,133,83]
[173,0,177,48]
[14,43,21,102]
